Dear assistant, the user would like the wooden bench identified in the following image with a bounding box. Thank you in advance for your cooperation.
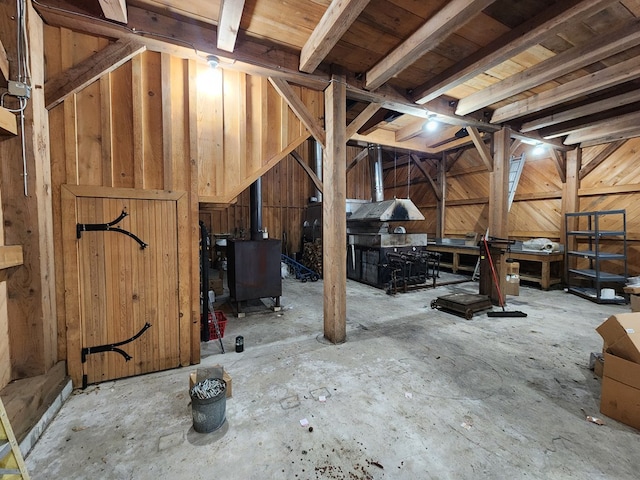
[427,243,564,290]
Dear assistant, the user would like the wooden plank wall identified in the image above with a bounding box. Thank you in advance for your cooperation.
[197,72,321,204]
[45,25,323,366]
[0,1,56,385]
[380,137,639,276]
[200,143,372,259]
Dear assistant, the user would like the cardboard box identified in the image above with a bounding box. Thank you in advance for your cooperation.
[189,365,232,398]
[589,352,604,378]
[464,232,478,246]
[504,261,520,296]
[596,313,640,364]
[600,352,640,430]
[209,278,224,296]
[624,285,640,295]
[631,294,640,313]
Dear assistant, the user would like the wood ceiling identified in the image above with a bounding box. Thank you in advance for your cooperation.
[33,0,640,153]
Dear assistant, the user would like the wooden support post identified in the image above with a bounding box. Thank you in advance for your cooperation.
[323,75,347,344]
[489,127,510,302]
[0,2,57,380]
[437,151,446,239]
[489,127,510,238]
[562,148,581,280]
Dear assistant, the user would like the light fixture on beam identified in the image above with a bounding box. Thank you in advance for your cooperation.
[424,114,439,132]
[532,142,546,155]
[207,55,220,69]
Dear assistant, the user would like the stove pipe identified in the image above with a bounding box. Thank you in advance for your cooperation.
[368,144,384,202]
[250,177,263,240]
[313,139,323,202]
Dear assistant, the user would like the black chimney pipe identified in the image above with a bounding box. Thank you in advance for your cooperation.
[250,177,263,240]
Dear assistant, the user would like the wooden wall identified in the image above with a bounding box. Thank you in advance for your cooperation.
[43,25,323,385]
[0,1,56,387]
[382,137,640,276]
[199,143,372,258]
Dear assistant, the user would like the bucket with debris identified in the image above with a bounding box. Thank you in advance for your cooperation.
[190,377,227,433]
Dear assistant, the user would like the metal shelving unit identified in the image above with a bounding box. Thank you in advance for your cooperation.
[565,210,627,304]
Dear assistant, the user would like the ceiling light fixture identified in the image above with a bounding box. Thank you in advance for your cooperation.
[424,114,439,132]
[532,142,546,155]
[207,55,220,69]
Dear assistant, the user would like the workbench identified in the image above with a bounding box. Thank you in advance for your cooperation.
[427,242,564,290]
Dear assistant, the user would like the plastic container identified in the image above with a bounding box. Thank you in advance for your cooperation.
[601,288,615,300]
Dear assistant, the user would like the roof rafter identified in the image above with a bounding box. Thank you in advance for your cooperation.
[564,111,640,145]
[217,0,246,53]
[491,56,640,123]
[98,0,127,23]
[521,89,640,133]
[300,0,371,73]
[346,102,381,139]
[365,0,497,91]
[456,19,640,116]
[411,0,617,105]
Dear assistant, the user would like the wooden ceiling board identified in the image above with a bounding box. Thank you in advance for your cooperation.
[36,0,640,150]
[454,12,511,46]
[621,0,640,15]
[129,0,220,24]
[385,0,450,20]
[483,0,559,28]
[358,0,435,37]
[428,34,484,64]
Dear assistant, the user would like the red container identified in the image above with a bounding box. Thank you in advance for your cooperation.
[207,311,227,339]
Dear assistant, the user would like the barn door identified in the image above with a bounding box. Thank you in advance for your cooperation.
[62,187,190,387]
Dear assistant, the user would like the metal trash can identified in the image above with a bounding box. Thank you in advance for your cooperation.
[190,378,227,433]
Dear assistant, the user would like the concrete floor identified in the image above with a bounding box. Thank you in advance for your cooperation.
[26,276,640,479]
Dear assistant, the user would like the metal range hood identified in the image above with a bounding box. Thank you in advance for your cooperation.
[347,198,425,222]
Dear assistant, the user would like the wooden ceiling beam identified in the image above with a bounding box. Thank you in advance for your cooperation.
[217,0,246,53]
[98,0,128,23]
[468,126,493,171]
[395,119,426,142]
[411,0,617,105]
[521,89,640,133]
[346,83,498,131]
[346,102,381,139]
[564,111,640,145]
[580,131,640,148]
[356,108,392,136]
[45,39,146,110]
[34,1,331,91]
[268,77,326,147]
[300,0,370,73]
[540,101,640,140]
[492,56,640,124]
[365,0,496,91]
[456,19,640,115]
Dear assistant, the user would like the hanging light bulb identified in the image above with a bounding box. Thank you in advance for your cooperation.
[206,55,220,69]
[424,114,439,132]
